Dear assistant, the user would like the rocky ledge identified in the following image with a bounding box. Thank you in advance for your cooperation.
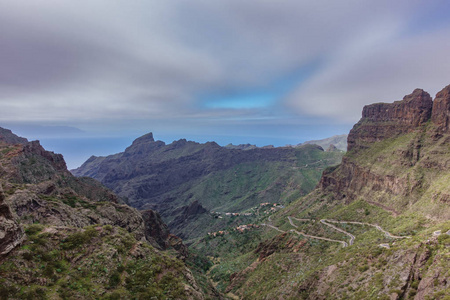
[347,85,450,151]
[319,84,450,219]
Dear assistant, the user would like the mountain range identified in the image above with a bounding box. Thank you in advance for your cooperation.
[1,84,450,299]
[198,85,450,299]
[0,130,217,299]
[72,135,344,241]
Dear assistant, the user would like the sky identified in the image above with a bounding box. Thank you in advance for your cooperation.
[1,0,450,168]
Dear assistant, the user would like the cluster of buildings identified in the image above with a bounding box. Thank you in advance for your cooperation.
[207,223,262,237]
[207,230,227,237]
[211,211,253,217]
[235,224,260,233]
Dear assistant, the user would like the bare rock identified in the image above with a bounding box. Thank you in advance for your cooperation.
[348,89,432,152]
[431,84,450,134]
[0,184,23,256]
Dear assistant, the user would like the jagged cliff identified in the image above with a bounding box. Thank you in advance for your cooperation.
[0,128,213,299]
[319,85,450,219]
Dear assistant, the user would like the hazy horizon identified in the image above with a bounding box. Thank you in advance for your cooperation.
[2,124,350,169]
[2,1,450,168]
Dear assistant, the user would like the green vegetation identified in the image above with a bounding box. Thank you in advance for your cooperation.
[168,146,343,240]
[191,187,450,299]
[0,224,195,299]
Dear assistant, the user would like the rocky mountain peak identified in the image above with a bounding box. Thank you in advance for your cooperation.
[0,127,28,145]
[348,88,433,151]
[23,140,67,172]
[124,132,166,155]
[361,88,432,125]
[130,132,155,145]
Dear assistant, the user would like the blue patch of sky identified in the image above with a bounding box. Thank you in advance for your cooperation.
[403,1,450,36]
[200,60,321,110]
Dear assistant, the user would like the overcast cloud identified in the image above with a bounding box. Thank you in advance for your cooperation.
[1,0,450,167]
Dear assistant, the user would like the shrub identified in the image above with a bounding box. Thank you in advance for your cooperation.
[109,272,121,288]
[62,227,98,250]
[25,224,44,235]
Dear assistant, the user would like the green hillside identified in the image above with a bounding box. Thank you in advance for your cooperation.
[73,136,344,241]
[189,87,450,299]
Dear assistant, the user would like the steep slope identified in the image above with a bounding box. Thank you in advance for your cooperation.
[319,87,450,219]
[298,134,348,152]
[72,135,343,240]
[0,128,214,299]
[194,85,450,299]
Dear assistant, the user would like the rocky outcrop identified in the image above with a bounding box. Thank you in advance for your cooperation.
[168,201,208,240]
[348,89,433,152]
[0,184,23,256]
[167,234,189,260]
[22,140,67,172]
[181,200,208,218]
[318,156,410,207]
[0,128,28,145]
[318,85,450,219]
[141,209,189,259]
[142,209,170,249]
[431,84,450,134]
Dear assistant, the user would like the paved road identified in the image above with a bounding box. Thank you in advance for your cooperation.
[289,228,348,247]
[265,216,410,249]
[290,216,315,223]
[324,220,411,239]
[261,223,285,233]
[258,210,415,252]
[287,216,348,247]
[320,219,356,246]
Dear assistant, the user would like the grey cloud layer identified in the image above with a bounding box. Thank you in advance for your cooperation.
[0,0,448,124]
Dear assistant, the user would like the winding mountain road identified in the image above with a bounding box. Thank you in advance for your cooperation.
[320,219,356,246]
[262,216,410,248]
[323,220,411,239]
[261,223,285,233]
[287,216,348,247]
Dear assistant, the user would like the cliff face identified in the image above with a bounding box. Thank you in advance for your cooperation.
[431,84,450,134]
[0,184,23,256]
[319,85,450,219]
[347,89,433,152]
